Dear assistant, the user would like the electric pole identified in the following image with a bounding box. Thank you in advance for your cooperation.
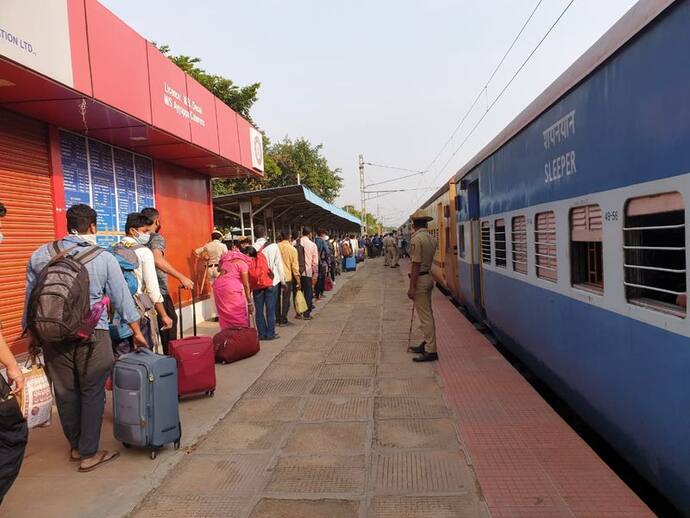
[359,154,367,235]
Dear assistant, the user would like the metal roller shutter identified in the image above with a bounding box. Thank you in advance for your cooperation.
[0,109,54,355]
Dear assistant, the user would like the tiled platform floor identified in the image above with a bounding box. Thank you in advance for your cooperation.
[132,258,651,517]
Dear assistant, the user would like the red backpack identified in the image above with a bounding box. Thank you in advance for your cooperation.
[248,244,274,290]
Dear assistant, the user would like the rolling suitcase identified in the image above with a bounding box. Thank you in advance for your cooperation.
[344,256,356,271]
[213,318,260,365]
[112,348,181,459]
[169,287,216,398]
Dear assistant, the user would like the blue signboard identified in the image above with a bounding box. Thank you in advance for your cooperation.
[60,131,90,207]
[59,131,155,246]
[114,148,137,232]
[135,155,155,209]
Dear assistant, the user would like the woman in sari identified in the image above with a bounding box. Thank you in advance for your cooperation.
[213,249,253,329]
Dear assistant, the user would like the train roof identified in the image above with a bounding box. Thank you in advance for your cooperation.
[419,181,451,210]
[451,0,675,184]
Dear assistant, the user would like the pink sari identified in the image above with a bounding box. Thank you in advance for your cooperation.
[213,250,251,329]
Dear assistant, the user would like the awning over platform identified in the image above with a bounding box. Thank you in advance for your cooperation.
[213,185,361,241]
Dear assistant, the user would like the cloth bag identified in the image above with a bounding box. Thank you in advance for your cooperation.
[294,291,308,314]
[325,277,334,292]
[18,358,53,429]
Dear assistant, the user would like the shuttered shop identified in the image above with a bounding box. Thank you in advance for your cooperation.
[0,109,55,355]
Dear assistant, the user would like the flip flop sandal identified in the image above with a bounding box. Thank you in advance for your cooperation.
[78,451,120,473]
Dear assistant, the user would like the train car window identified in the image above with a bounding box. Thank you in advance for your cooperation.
[570,205,603,293]
[511,216,527,274]
[481,221,491,264]
[535,211,557,282]
[495,219,507,268]
[458,224,465,258]
[624,192,686,318]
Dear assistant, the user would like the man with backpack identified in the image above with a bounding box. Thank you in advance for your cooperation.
[110,213,174,355]
[0,200,27,504]
[251,225,285,340]
[24,204,146,473]
[314,229,331,300]
[140,208,194,355]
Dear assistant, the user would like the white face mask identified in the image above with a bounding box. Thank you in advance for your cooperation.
[324,235,330,241]
[71,230,98,246]
[134,231,151,245]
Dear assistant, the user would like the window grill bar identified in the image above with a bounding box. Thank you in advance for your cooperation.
[512,259,528,265]
[624,264,686,274]
[537,265,558,272]
[624,282,686,296]
[623,246,685,251]
[534,241,556,246]
[534,252,556,259]
[623,224,685,231]
[535,230,556,234]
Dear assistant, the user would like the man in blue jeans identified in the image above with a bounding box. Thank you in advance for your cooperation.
[252,225,285,340]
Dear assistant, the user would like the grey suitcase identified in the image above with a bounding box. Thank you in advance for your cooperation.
[113,348,181,459]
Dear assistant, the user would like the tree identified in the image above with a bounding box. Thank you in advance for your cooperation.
[156,44,260,120]
[158,45,344,202]
[214,137,343,203]
[342,205,383,233]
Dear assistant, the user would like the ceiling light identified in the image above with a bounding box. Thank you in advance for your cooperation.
[0,79,16,87]
[129,136,148,141]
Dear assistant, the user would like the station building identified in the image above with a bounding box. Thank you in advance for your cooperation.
[0,0,264,355]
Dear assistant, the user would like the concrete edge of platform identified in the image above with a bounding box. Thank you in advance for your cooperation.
[1,272,356,518]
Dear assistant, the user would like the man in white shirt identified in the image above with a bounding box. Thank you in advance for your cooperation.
[253,225,286,340]
[113,213,173,352]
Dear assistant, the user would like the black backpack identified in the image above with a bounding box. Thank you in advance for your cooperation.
[295,241,306,277]
[27,242,104,346]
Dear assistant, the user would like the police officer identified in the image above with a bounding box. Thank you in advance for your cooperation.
[383,233,393,267]
[406,210,438,362]
[390,231,400,268]
[193,230,228,287]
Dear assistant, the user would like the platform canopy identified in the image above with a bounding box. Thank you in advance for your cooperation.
[0,0,263,178]
[213,185,361,241]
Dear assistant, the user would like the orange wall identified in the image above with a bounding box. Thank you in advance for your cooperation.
[154,161,213,305]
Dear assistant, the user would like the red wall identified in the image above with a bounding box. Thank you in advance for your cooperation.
[154,161,213,305]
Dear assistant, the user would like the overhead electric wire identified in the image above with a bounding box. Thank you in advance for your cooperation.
[422,0,544,176]
[414,0,576,208]
[364,162,425,173]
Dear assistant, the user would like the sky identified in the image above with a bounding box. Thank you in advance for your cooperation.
[102,0,638,226]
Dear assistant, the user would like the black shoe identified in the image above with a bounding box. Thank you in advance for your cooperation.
[413,352,438,362]
[407,341,426,354]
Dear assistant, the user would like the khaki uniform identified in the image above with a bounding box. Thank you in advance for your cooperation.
[390,235,400,267]
[194,239,228,284]
[409,228,438,353]
[383,235,393,266]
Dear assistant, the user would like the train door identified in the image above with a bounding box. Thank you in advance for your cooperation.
[467,179,485,318]
[446,182,460,300]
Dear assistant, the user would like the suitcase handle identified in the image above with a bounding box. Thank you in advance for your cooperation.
[178,285,198,339]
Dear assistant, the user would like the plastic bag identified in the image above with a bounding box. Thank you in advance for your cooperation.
[19,358,53,429]
[294,291,308,314]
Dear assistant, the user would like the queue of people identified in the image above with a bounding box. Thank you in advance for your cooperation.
[0,198,422,503]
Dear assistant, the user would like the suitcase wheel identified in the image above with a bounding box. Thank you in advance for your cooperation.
[150,449,158,460]
[122,442,131,449]
[207,390,215,398]
[174,440,181,450]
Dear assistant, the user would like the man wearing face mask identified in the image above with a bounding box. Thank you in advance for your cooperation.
[140,207,194,355]
[113,213,173,352]
[24,204,145,472]
[0,201,28,504]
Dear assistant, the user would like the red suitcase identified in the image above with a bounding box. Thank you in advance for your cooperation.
[213,319,260,365]
[169,287,216,398]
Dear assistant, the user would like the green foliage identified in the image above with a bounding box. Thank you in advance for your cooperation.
[342,205,382,233]
[214,137,343,203]
[156,44,260,121]
[157,44,344,202]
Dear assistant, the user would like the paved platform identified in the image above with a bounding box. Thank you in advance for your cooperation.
[131,260,488,517]
[6,258,653,517]
[1,272,355,518]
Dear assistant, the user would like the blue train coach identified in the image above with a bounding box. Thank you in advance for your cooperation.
[449,0,690,513]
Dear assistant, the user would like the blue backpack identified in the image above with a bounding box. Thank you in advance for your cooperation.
[109,242,141,295]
